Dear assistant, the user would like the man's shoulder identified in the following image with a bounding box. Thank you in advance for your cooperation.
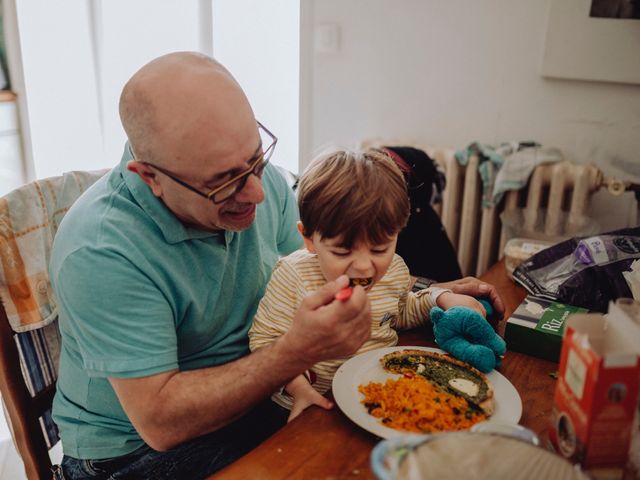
[261,163,296,206]
[253,163,301,254]
[52,169,152,263]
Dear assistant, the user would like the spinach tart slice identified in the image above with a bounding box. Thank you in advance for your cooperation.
[380,349,495,415]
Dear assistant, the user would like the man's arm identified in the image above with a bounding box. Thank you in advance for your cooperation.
[110,275,371,451]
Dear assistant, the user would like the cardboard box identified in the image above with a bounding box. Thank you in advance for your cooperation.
[505,295,588,362]
[548,300,640,479]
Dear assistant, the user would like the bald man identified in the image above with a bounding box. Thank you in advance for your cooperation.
[50,52,504,479]
[50,52,372,479]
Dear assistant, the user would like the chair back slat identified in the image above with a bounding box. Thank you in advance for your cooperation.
[0,302,53,479]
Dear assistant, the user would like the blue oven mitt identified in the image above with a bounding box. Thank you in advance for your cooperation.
[431,300,506,373]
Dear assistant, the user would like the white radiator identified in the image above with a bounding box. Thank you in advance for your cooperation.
[435,153,602,277]
[359,140,605,277]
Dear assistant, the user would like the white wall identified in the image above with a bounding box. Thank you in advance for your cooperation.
[212,0,300,173]
[12,0,103,178]
[8,0,299,179]
[0,98,24,196]
[302,0,640,229]
[10,0,202,178]
[99,0,202,167]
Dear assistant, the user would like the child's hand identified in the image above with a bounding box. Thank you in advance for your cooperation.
[288,388,334,422]
[436,292,487,317]
[285,375,333,422]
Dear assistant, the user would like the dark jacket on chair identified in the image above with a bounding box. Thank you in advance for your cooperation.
[384,146,462,282]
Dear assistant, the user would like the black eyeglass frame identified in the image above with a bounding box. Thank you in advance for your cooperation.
[139,121,277,204]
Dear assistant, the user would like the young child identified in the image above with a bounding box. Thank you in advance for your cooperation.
[248,149,485,421]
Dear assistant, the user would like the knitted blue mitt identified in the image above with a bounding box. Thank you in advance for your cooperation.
[431,300,507,373]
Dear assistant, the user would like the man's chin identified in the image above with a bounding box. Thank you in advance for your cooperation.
[218,205,257,231]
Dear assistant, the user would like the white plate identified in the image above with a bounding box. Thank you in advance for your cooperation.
[332,346,523,439]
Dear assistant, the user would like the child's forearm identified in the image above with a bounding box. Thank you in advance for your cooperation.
[435,292,486,316]
[399,288,440,329]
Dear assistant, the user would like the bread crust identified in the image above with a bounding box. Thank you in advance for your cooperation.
[381,349,495,415]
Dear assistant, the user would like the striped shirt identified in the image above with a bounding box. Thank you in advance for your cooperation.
[248,249,437,410]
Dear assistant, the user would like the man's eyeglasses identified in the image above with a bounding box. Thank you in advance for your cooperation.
[141,121,277,204]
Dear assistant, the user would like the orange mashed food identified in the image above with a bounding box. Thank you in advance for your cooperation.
[358,374,487,433]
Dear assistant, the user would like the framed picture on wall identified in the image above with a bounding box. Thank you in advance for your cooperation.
[541,0,640,85]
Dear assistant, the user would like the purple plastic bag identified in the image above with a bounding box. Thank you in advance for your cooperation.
[512,227,640,312]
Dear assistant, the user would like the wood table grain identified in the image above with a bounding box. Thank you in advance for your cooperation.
[212,261,559,480]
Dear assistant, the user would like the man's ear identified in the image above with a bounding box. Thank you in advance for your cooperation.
[297,222,316,253]
[127,161,163,197]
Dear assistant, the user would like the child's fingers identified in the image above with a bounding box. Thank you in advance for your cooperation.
[475,300,487,318]
[307,389,334,409]
[288,393,334,423]
[317,397,334,410]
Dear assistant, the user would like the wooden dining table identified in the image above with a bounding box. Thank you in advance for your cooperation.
[212,260,559,480]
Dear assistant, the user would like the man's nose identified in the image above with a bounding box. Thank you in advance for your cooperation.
[235,173,265,204]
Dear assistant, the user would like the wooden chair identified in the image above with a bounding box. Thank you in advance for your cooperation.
[0,169,108,479]
[0,305,56,479]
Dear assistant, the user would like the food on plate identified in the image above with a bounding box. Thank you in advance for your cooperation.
[358,375,487,433]
[380,349,494,415]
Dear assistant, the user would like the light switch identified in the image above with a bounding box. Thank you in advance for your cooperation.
[314,23,341,54]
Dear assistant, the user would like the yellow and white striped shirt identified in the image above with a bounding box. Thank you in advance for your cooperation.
[248,249,437,410]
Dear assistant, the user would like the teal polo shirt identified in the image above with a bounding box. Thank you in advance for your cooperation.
[50,145,302,459]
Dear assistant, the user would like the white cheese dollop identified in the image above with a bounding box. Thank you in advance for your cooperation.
[448,377,479,397]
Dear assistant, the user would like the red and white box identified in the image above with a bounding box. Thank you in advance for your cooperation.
[549,300,640,480]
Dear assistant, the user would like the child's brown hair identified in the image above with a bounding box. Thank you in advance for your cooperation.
[297,149,409,248]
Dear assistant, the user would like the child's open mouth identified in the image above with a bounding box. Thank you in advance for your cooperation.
[349,277,373,289]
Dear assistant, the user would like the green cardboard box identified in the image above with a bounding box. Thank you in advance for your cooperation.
[504,295,588,363]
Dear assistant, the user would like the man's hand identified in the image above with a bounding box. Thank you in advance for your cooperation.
[110,276,369,452]
[283,275,371,366]
[433,276,505,322]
